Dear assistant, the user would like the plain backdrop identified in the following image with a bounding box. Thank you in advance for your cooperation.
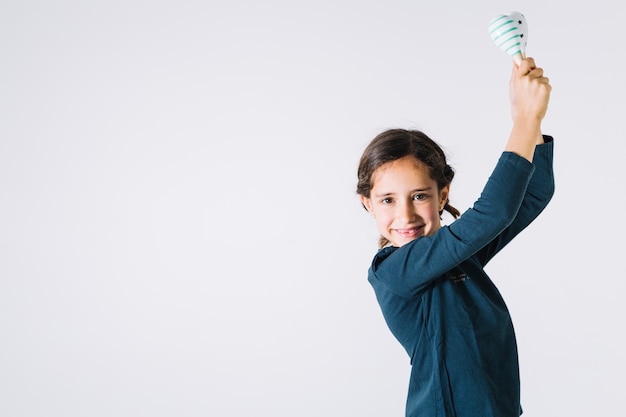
[1,1,624,416]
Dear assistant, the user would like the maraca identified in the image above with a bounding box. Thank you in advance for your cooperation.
[488,12,528,65]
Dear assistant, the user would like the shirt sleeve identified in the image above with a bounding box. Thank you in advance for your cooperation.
[475,136,555,265]
[369,149,538,298]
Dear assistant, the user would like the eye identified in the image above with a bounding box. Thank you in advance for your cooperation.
[412,193,427,201]
[381,197,393,204]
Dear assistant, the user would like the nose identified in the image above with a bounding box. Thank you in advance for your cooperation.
[396,199,415,223]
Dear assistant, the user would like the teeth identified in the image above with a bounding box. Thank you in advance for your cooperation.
[396,227,422,236]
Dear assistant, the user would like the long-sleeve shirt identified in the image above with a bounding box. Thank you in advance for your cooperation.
[368,137,554,417]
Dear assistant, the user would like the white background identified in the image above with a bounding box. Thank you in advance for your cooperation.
[1,1,624,416]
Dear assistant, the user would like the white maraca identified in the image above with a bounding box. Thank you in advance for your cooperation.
[488,12,528,65]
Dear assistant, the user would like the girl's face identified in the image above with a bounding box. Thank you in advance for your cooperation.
[360,155,450,248]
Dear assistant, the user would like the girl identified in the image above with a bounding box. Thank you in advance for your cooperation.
[357,58,552,416]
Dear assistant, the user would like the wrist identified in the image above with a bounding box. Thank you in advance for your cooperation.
[512,113,543,130]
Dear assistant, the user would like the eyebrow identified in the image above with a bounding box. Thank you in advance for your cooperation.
[373,186,433,198]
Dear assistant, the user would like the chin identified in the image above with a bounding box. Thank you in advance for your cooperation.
[393,237,418,247]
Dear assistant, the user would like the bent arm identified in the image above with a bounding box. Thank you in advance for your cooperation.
[370,151,535,298]
[369,58,552,298]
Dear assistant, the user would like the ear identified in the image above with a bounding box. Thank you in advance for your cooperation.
[439,184,450,211]
[360,195,374,214]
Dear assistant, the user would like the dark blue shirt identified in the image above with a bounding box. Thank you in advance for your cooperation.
[368,138,554,417]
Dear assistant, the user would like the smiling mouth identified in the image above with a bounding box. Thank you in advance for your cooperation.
[394,226,423,238]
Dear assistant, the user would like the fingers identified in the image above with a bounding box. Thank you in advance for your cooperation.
[528,65,550,89]
[530,69,550,87]
[516,58,550,85]
[517,57,536,74]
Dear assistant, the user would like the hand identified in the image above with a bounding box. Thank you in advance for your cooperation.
[509,58,552,123]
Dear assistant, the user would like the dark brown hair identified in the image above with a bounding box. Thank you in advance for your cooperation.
[357,129,460,248]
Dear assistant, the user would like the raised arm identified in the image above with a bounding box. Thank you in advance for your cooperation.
[369,58,553,298]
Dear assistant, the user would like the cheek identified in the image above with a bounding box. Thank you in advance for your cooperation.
[374,212,392,229]
[423,204,442,222]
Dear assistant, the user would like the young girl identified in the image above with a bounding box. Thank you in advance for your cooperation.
[357,58,552,416]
